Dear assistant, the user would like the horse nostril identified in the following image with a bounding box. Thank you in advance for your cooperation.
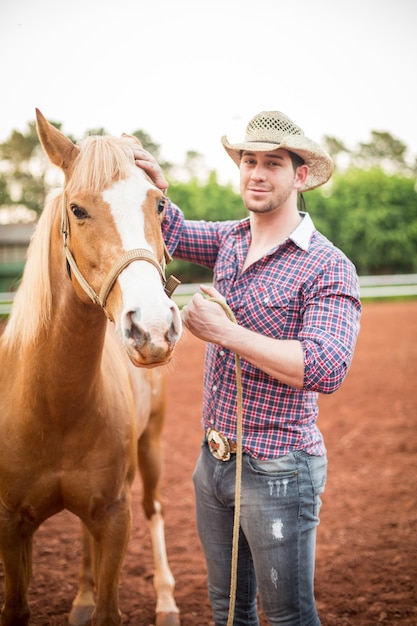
[166,305,182,344]
[166,324,176,345]
[124,309,148,348]
[123,304,181,358]
[131,308,141,324]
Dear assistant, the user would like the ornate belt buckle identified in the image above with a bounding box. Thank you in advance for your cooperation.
[207,428,231,461]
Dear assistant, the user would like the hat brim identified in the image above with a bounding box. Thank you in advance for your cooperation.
[221,135,333,191]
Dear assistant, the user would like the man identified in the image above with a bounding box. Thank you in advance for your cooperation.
[135,110,361,625]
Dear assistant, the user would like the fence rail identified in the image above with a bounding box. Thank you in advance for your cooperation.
[1,274,417,315]
[357,274,417,298]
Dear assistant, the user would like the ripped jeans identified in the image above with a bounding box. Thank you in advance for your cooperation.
[193,442,327,626]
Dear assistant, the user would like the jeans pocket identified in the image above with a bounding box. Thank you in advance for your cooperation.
[247,452,298,477]
[304,453,328,495]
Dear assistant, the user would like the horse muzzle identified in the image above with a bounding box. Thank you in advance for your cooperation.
[122,304,182,367]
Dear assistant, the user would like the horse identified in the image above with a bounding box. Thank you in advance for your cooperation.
[0,109,183,626]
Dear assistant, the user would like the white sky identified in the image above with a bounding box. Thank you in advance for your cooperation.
[1,0,416,183]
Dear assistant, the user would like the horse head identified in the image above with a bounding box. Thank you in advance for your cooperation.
[35,109,182,367]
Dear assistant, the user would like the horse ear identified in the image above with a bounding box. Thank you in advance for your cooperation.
[122,132,142,147]
[35,108,79,173]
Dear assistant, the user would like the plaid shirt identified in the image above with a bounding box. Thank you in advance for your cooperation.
[163,201,361,460]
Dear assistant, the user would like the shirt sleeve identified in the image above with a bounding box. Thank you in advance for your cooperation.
[162,199,236,268]
[161,200,185,257]
[300,256,361,394]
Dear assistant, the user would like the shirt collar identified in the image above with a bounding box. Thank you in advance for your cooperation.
[289,212,315,251]
[236,211,316,252]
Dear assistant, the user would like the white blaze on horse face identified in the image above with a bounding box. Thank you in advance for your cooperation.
[102,166,154,253]
[102,167,181,359]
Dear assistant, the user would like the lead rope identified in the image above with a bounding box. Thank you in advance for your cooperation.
[209,297,243,626]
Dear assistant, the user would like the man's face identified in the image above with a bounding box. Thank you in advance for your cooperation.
[239,148,305,214]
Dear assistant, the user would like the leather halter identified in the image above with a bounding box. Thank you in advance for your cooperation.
[60,192,180,318]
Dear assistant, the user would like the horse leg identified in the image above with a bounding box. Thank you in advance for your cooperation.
[87,495,132,626]
[0,523,33,626]
[138,410,180,626]
[69,522,95,626]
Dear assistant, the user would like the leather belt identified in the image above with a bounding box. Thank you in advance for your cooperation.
[206,428,237,462]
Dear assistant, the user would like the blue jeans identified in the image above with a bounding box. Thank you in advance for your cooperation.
[193,442,327,626]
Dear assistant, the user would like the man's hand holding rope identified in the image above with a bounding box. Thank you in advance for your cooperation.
[181,285,236,342]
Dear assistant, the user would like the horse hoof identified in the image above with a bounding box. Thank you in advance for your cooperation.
[155,611,180,626]
[68,604,95,626]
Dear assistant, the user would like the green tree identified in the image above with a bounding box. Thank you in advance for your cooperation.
[130,129,172,172]
[1,117,417,278]
[0,123,43,212]
[323,135,350,170]
[167,171,245,281]
[351,131,410,174]
[85,127,107,136]
[0,174,11,206]
[0,120,171,216]
[0,119,67,214]
[324,130,416,176]
[169,171,244,220]
[307,168,417,274]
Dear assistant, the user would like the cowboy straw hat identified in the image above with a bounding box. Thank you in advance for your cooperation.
[221,110,334,191]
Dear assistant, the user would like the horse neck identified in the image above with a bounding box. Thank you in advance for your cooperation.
[17,205,107,405]
[50,286,107,372]
[42,211,109,394]
[0,201,112,422]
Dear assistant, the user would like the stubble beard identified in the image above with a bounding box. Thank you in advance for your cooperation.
[243,185,294,215]
[245,201,275,214]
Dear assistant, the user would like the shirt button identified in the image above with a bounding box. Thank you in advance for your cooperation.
[264,297,269,304]
[219,350,225,356]
[212,385,217,392]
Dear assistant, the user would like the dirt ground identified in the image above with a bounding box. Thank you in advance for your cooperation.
[1,300,416,626]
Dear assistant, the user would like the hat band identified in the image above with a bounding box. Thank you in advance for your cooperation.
[243,140,280,146]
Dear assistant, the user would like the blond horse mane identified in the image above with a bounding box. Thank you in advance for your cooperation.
[2,197,56,352]
[2,134,140,352]
[66,134,138,195]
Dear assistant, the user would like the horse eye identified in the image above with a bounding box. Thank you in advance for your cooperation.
[157,198,166,215]
[71,205,89,220]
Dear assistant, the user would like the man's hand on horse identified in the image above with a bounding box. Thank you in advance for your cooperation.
[133,147,169,193]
